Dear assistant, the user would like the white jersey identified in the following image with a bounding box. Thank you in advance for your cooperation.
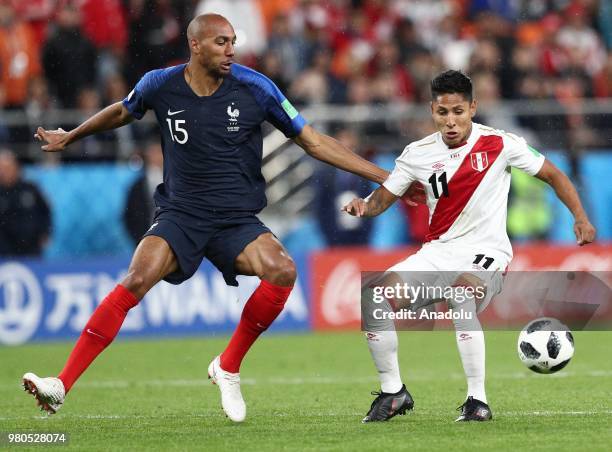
[383,122,545,261]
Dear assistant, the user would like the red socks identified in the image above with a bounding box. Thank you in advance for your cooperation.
[220,280,293,373]
[57,280,291,390]
[58,285,138,393]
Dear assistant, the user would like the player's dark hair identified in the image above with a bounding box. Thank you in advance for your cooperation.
[430,70,473,102]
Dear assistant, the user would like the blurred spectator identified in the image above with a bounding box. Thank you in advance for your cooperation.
[346,75,372,105]
[600,0,612,48]
[0,1,41,108]
[12,0,55,43]
[471,11,517,98]
[368,41,415,102]
[557,2,606,76]
[394,18,428,64]
[24,77,58,158]
[507,169,552,241]
[126,0,185,85]
[290,48,346,105]
[391,0,455,52]
[554,75,599,149]
[64,87,120,161]
[406,50,444,102]
[259,50,289,94]
[123,141,163,246]
[79,0,128,81]
[0,149,51,256]
[42,3,97,108]
[196,0,267,56]
[267,13,307,82]
[257,0,296,33]
[472,71,538,145]
[103,74,140,159]
[314,128,372,246]
[593,51,612,98]
[79,0,127,52]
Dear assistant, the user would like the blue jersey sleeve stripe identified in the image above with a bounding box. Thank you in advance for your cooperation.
[122,65,185,120]
[230,64,306,137]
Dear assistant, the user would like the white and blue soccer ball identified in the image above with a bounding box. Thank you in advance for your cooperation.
[517,317,575,374]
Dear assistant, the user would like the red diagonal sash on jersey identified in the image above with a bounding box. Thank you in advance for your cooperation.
[425,135,503,242]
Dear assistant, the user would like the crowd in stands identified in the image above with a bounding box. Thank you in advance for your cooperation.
[0,0,609,157]
[0,0,610,255]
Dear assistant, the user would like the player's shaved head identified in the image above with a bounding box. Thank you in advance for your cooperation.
[186,13,236,78]
[187,13,232,42]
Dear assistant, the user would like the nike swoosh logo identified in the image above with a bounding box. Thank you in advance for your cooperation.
[86,328,105,339]
[167,109,185,116]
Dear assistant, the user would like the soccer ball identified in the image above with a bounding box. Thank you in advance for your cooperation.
[517,317,575,374]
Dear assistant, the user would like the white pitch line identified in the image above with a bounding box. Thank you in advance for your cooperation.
[3,370,612,391]
[1,410,612,422]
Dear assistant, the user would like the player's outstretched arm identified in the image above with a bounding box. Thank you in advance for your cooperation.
[293,125,389,184]
[34,102,134,152]
[342,185,398,218]
[534,159,596,246]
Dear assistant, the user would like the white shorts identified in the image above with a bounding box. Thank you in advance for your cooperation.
[387,242,510,313]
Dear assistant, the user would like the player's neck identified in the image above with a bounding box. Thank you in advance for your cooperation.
[184,62,224,97]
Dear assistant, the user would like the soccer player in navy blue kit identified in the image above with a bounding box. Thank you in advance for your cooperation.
[23,14,403,422]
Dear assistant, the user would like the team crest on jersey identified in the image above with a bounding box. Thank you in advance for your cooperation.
[226,103,240,132]
[470,152,489,172]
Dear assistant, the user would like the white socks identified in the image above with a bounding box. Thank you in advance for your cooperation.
[365,296,487,402]
[451,297,487,403]
[365,330,403,394]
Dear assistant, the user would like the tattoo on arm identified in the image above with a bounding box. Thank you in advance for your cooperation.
[365,187,396,217]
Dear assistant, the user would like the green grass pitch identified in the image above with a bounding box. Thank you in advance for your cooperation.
[1,331,611,451]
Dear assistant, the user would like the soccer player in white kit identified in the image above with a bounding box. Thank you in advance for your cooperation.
[343,70,596,423]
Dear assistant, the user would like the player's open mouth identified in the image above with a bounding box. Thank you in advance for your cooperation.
[221,62,233,70]
[445,132,458,139]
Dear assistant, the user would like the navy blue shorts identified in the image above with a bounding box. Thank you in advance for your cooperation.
[144,208,271,286]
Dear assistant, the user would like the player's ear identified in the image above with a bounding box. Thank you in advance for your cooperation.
[470,99,477,118]
[190,38,200,54]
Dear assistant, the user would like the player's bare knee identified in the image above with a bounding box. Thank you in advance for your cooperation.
[263,256,297,286]
[120,271,151,300]
[454,273,487,302]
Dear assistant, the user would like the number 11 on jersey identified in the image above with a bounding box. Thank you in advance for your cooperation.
[428,172,449,199]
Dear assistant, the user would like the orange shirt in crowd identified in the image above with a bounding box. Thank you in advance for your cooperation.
[0,20,41,107]
[257,0,296,33]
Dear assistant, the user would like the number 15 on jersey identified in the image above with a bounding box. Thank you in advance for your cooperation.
[166,118,189,144]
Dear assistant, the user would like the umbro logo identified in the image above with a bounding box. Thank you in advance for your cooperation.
[147,222,158,232]
[167,109,185,116]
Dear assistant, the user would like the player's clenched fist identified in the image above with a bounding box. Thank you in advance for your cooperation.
[342,198,367,217]
[34,127,70,152]
[574,219,596,246]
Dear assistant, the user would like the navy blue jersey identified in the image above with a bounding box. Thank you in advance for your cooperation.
[122,63,306,215]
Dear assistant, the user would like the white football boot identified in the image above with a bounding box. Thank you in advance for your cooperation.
[22,373,65,414]
[207,356,246,422]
